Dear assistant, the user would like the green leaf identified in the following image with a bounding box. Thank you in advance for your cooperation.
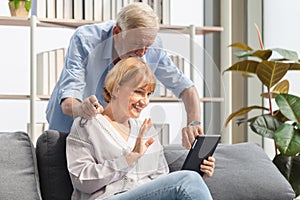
[14,0,20,9]
[260,80,289,98]
[256,61,290,89]
[273,154,300,196]
[273,109,289,122]
[233,50,255,58]
[289,62,300,70]
[234,49,272,60]
[275,94,300,123]
[252,49,273,60]
[275,124,300,156]
[224,105,268,127]
[25,1,31,12]
[9,0,31,11]
[250,114,283,138]
[223,60,259,74]
[229,43,253,51]
[272,80,289,94]
[272,48,299,62]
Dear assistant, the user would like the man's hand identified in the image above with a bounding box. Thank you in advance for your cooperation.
[61,95,103,119]
[201,156,215,179]
[126,118,154,165]
[179,86,202,149]
[79,95,103,119]
[181,124,203,149]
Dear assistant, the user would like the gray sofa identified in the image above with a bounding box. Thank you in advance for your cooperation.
[0,130,296,200]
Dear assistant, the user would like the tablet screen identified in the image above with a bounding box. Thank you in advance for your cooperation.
[181,135,221,176]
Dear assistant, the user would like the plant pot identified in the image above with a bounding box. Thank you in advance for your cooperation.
[8,1,29,17]
[273,154,300,196]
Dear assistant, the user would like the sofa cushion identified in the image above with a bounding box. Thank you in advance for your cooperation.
[0,131,41,200]
[163,142,295,200]
[36,130,73,200]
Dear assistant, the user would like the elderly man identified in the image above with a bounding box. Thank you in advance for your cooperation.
[46,2,202,149]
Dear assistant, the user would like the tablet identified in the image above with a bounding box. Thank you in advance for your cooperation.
[181,135,221,176]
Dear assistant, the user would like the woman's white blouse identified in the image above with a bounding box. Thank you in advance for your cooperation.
[66,114,169,200]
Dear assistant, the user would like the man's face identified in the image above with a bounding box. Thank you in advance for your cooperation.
[113,27,157,59]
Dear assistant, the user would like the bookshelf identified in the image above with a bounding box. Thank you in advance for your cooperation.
[0,3,223,139]
[0,17,223,34]
[0,16,223,103]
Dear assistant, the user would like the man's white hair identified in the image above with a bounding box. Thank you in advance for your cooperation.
[116,2,159,32]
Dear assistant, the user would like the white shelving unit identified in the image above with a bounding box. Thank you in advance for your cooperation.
[0,7,223,139]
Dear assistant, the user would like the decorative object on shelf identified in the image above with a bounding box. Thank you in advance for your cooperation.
[224,24,300,196]
[8,0,31,17]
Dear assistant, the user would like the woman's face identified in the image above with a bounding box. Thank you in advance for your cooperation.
[111,76,153,119]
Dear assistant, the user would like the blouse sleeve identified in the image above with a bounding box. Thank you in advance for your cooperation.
[66,118,133,194]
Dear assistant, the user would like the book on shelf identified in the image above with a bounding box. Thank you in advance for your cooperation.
[73,0,83,19]
[48,50,56,94]
[37,0,47,18]
[178,56,185,74]
[64,0,73,19]
[46,0,56,18]
[165,89,174,98]
[111,0,117,20]
[55,48,65,82]
[84,0,94,20]
[111,0,124,19]
[151,0,162,24]
[123,0,135,7]
[34,0,171,25]
[170,54,185,74]
[116,0,124,14]
[93,0,103,21]
[37,51,49,96]
[37,48,66,96]
[158,81,166,97]
[161,0,170,24]
[56,0,64,19]
[102,0,111,21]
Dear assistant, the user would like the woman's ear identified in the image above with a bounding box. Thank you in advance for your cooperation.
[112,85,120,99]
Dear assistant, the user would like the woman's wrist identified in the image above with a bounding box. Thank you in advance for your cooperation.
[125,152,140,165]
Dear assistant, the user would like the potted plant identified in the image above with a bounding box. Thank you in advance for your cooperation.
[224,25,300,196]
[8,0,31,17]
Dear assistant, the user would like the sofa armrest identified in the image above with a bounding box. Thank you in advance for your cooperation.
[0,132,42,200]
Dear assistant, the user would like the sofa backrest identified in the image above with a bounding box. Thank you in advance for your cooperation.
[36,130,73,200]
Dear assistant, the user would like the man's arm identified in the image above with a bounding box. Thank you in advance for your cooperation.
[61,95,103,119]
[180,86,203,149]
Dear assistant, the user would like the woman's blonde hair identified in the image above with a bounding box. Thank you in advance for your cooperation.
[103,57,156,103]
[116,2,159,31]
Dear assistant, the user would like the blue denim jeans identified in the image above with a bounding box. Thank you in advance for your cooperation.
[106,170,213,200]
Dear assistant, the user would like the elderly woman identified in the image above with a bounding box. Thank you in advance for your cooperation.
[66,57,215,200]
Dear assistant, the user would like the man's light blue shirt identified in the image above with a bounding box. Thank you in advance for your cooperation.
[46,21,193,133]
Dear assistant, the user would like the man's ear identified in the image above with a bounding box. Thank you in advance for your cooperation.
[113,25,122,35]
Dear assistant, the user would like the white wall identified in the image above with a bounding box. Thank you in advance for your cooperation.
[0,0,204,144]
[0,2,74,137]
[263,0,300,158]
